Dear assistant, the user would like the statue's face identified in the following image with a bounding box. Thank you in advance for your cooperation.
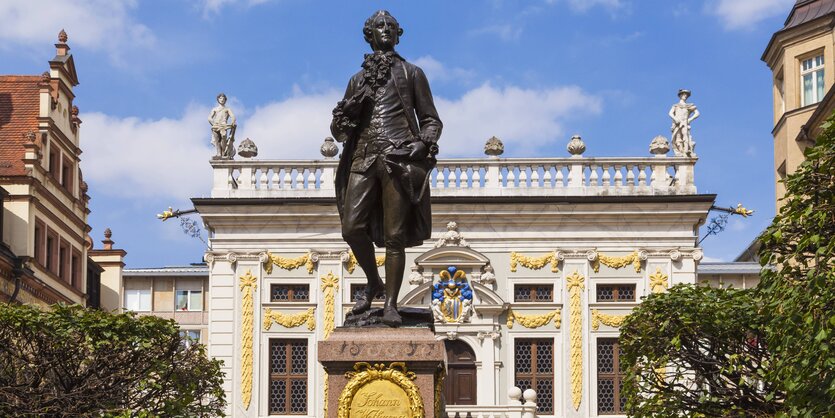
[369,15,399,52]
[218,95,227,105]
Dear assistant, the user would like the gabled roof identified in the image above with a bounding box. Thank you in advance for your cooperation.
[0,76,41,177]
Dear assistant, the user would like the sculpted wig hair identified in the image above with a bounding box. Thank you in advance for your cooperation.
[363,10,404,45]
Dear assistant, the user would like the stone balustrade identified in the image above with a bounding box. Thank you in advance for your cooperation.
[444,387,538,418]
[210,155,697,198]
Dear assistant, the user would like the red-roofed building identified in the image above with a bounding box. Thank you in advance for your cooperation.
[0,30,102,306]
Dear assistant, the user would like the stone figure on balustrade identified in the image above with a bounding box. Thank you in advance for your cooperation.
[209,93,237,159]
[669,89,699,157]
[331,10,442,326]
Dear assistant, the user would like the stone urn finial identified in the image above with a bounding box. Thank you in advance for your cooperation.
[102,228,114,250]
[320,136,338,159]
[567,134,586,157]
[650,135,670,156]
[40,71,50,83]
[237,138,258,158]
[484,136,504,158]
[58,29,68,43]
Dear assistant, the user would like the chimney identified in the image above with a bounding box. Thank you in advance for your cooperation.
[56,29,70,56]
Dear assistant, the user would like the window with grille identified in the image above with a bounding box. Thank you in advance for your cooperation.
[269,339,308,415]
[514,338,554,414]
[350,284,385,302]
[514,284,554,302]
[596,284,636,302]
[597,338,626,415]
[801,54,825,106]
[270,284,310,302]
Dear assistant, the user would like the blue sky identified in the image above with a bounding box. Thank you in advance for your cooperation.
[0,0,795,267]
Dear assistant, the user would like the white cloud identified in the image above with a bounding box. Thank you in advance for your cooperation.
[199,0,272,17]
[469,24,524,41]
[412,56,475,84]
[81,82,602,198]
[81,104,214,200]
[557,0,624,13]
[707,0,794,30]
[436,83,602,156]
[0,0,154,65]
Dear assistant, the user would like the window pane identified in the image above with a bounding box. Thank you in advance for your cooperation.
[804,73,814,105]
[803,58,812,71]
[139,290,151,311]
[189,290,203,311]
[817,69,825,103]
[125,291,138,311]
[176,290,188,310]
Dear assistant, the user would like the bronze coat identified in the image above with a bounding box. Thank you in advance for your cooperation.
[331,57,442,248]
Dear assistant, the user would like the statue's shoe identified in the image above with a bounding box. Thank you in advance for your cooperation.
[381,306,403,327]
[349,284,384,316]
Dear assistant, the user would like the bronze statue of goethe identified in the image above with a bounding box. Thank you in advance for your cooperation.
[331,10,442,326]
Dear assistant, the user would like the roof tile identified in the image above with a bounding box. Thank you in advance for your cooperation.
[0,76,41,177]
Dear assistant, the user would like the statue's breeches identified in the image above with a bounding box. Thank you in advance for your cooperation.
[341,157,410,250]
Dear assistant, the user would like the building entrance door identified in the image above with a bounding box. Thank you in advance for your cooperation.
[444,340,477,405]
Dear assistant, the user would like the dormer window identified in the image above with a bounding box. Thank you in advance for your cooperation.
[801,54,825,106]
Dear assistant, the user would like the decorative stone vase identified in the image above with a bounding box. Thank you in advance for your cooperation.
[321,136,339,159]
[484,136,504,157]
[567,135,586,157]
[237,138,258,158]
[649,135,670,156]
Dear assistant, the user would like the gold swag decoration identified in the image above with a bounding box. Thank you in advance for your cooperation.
[338,362,424,418]
[238,270,257,410]
[591,309,629,330]
[262,307,316,331]
[345,251,385,274]
[510,251,559,273]
[566,270,585,410]
[263,251,315,275]
[506,308,562,329]
[592,251,642,273]
[649,267,669,293]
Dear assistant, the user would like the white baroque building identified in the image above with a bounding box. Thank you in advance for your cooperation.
[194,141,711,418]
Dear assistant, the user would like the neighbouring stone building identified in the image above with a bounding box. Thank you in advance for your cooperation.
[763,0,835,208]
[0,31,124,307]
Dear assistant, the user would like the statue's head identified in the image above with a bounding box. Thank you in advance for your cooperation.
[217,93,227,105]
[677,89,691,100]
[363,10,403,52]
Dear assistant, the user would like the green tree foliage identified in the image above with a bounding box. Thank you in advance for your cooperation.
[756,116,835,417]
[621,114,835,417]
[620,285,780,417]
[0,304,226,417]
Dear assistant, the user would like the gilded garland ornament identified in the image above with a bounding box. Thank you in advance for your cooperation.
[263,251,315,274]
[591,309,629,330]
[591,251,643,273]
[506,308,562,329]
[566,270,585,410]
[320,272,340,339]
[649,266,669,293]
[510,251,560,273]
[262,307,316,331]
[434,367,445,418]
[338,362,424,418]
[345,251,386,274]
[238,270,257,410]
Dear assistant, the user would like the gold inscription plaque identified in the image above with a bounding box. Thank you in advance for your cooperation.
[350,379,411,418]
[338,362,424,418]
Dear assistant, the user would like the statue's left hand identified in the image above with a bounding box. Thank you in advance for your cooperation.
[407,141,429,160]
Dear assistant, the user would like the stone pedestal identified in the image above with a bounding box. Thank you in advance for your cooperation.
[319,322,446,418]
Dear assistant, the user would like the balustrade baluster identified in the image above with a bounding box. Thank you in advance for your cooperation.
[614,165,624,187]
[626,165,636,186]
[589,165,599,186]
[555,166,564,187]
[638,165,647,187]
[259,168,269,189]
